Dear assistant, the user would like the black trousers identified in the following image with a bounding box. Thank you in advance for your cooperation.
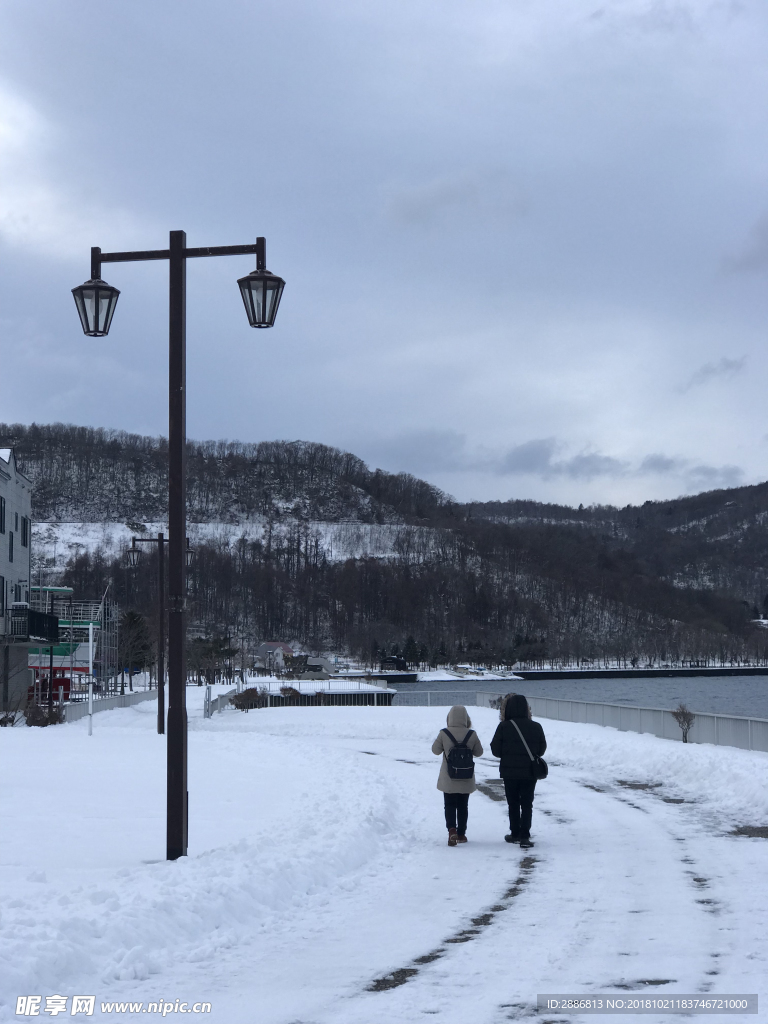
[443,793,469,835]
[503,778,536,839]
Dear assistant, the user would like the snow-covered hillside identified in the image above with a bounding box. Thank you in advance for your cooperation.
[2,697,766,1023]
[32,520,442,572]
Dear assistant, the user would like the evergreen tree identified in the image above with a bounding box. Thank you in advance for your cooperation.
[403,636,419,668]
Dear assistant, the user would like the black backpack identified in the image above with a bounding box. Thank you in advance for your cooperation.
[442,728,476,780]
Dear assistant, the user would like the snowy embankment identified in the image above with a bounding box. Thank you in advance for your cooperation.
[2,694,767,1024]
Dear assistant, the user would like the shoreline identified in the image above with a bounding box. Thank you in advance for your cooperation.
[515,667,768,679]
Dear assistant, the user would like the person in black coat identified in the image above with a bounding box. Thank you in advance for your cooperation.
[490,694,547,848]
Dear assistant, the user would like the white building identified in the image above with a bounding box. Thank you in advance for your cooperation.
[0,448,35,710]
[0,448,32,609]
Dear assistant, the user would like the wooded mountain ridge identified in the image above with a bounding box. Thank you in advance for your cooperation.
[5,421,768,663]
[2,422,447,524]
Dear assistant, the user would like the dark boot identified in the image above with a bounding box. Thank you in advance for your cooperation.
[448,827,458,846]
[505,833,520,844]
[519,837,534,849]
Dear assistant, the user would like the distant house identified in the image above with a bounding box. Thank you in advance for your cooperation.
[282,654,333,680]
[254,644,337,678]
[380,655,408,672]
[306,656,335,676]
[255,641,295,673]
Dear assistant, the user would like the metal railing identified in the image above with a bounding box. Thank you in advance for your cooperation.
[204,687,237,717]
[243,676,395,692]
[63,688,156,722]
[476,692,768,753]
[390,690,485,707]
[4,608,59,643]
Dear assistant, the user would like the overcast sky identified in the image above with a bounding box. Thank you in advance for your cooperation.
[1,0,767,508]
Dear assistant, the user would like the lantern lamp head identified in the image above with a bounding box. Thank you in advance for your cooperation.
[237,236,284,328]
[127,542,141,568]
[72,277,120,337]
[237,269,285,328]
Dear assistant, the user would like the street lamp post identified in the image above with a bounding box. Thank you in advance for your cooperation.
[74,232,284,860]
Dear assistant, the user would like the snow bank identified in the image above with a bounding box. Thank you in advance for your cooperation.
[1,694,415,1006]
[543,717,768,824]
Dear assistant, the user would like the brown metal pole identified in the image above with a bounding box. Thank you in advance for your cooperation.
[157,532,165,735]
[2,644,9,712]
[167,230,188,860]
[48,644,54,715]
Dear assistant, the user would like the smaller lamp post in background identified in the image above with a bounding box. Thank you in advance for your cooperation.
[128,534,193,734]
[128,535,166,734]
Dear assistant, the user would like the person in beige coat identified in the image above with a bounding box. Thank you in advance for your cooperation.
[432,705,484,846]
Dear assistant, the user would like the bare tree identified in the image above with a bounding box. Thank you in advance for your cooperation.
[0,689,28,727]
[671,702,695,743]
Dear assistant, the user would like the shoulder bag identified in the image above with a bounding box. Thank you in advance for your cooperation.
[510,720,548,780]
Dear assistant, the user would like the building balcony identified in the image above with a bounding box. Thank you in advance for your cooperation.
[3,606,59,644]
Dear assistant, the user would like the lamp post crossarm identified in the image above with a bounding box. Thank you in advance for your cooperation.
[93,239,266,277]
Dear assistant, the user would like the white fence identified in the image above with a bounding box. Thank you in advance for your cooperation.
[476,693,768,753]
[244,676,393,692]
[391,690,485,707]
[204,687,237,717]
[64,689,156,722]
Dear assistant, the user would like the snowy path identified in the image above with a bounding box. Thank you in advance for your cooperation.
[2,698,767,1024]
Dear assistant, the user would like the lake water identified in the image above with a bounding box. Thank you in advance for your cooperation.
[389,674,768,719]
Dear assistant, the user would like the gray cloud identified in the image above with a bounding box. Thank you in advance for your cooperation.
[386,169,527,228]
[498,440,628,480]
[499,438,559,475]
[365,429,470,475]
[725,214,768,273]
[680,357,746,393]
[640,453,743,490]
[360,428,747,501]
[638,453,686,475]
[683,463,744,490]
[490,442,743,491]
[388,175,481,228]
[0,0,765,507]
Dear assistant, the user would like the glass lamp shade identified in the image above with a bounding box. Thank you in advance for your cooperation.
[237,269,285,328]
[72,278,120,337]
[127,545,141,568]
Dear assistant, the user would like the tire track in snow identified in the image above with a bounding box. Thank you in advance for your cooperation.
[355,761,539,994]
[366,854,538,992]
[488,774,729,1021]
[351,769,727,1024]
[348,743,731,1022]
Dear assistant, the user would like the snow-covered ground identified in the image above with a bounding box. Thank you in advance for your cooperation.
[2,693,767,1023]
